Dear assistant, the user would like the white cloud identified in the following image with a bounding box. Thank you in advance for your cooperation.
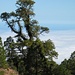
[40,30,75,64]
[1,30,75,64]
[0,31,15,42]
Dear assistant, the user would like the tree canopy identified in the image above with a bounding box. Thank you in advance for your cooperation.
[0,0,58,75]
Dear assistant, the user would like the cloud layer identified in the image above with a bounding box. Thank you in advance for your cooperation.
[40,30,75,64]
[0,30,75,64]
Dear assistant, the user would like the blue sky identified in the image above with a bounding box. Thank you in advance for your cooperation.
[0,0,75,64]
[34,0,75,30]
[0,0,75,30]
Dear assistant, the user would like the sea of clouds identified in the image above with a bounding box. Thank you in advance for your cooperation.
[40,30,75,64]
[0,29,75,64]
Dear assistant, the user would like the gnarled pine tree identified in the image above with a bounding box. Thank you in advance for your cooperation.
[0,0,58,75]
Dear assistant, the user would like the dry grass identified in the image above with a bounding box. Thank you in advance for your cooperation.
[0,68,19,75]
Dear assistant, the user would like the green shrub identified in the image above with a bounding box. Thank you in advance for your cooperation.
[0,37,8,69]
